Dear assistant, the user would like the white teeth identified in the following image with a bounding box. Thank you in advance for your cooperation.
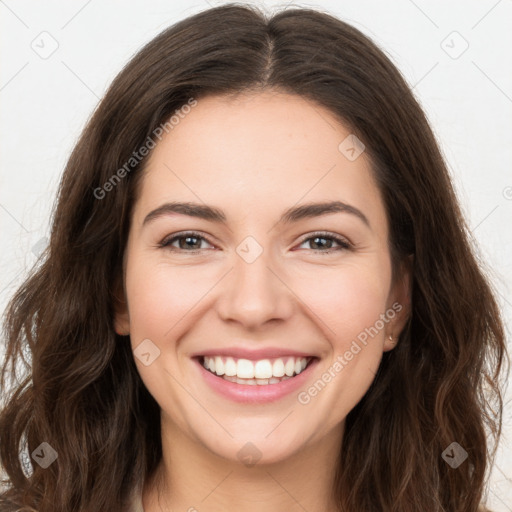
[237,359,255,379]
[272,359,285,377]
[254,359,273,379]
[284,358,295,377]
[237,377,257,385]
[215,356,225,375]
[202,355,311,383]
[224,357,237,376]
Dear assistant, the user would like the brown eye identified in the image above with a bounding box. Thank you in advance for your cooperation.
[160,232,213,252]
[297,232,351,253]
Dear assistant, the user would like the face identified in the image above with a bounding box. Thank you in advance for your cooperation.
[115,90,410,465]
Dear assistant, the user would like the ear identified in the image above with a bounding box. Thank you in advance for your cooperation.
[383,254,413,352]
[112,272,130,336]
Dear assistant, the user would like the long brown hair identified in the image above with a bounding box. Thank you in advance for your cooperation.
[0,4,507,511]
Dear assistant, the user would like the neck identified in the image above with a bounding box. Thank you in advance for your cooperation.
[142,414,344,512]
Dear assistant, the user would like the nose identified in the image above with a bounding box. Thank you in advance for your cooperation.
[216,245,294,330]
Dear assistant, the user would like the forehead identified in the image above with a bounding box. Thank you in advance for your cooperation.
[133,91,386,233]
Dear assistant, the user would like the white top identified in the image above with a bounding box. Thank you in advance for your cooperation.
[128,480,144,512]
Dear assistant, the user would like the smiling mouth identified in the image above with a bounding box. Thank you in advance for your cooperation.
[198,355,316,386]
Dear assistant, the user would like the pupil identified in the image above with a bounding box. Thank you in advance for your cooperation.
[181,236,199,249]
[313,236,331,249]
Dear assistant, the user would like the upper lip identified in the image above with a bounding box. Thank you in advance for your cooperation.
[192,347,317,361]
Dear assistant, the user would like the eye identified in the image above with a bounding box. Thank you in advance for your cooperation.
[296,232,352,254]
[159,231,352,255]
[159,231,214,253]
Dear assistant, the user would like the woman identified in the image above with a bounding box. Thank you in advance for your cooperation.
[0,4,506,511]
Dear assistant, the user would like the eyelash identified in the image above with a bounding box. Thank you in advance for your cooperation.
[159,231,352,255]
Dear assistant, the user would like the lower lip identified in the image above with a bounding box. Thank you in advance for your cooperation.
[194,357,319,404]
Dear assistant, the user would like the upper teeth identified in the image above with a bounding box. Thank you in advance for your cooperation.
[202,356,309,379]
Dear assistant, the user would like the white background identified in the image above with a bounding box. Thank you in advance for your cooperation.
[1,0,511,509]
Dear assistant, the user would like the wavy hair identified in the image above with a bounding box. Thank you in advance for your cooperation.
[0,4,507,511]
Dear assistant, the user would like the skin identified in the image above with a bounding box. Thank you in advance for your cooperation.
[114,90,411,512]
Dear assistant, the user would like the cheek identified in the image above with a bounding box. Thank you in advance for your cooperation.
[123,254,204,416]
[125,249,391,347]
[293,261,391,347]
[124,254,208,340]
[291,263,392,433]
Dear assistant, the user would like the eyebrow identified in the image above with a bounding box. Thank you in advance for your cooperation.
[142,200,370,229]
